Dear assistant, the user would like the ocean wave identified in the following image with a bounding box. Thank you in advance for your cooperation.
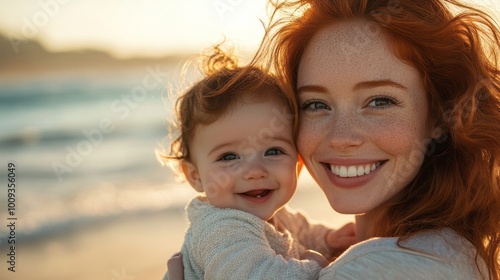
[0,72,184,246]
[0,182,196,243]
[0,123,168,149]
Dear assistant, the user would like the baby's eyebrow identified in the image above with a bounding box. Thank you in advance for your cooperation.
[271,136,295,147]
[207,141,238,157]
[260,136,296,151]
[207,135,295,157]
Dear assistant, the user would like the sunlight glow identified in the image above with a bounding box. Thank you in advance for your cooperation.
[0,0,498,58]
[0,0,269,58]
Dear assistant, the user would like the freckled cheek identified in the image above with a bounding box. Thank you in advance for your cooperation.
[366,118,423,155]
[297,119,325,158]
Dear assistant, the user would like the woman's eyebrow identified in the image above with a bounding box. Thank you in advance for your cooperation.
[297,85,328,94]
[353,79,407,91]
[297,80,406,94]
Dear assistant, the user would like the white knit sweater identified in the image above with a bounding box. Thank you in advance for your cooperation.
[319,228,488,279]
[165,198,488,279]
[180,197,332,280]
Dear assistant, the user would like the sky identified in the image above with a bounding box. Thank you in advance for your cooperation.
[0,0,499,58]
[0,0,269,58]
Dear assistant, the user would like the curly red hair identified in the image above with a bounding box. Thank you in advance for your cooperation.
[160,46,291,177]
[257,0,500,278]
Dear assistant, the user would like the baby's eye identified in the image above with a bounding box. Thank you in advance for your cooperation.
[301,99,330,111]
[218,153,239,161]
[265,148,284,156]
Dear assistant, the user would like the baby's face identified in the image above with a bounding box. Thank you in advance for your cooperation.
[185,96,298,220]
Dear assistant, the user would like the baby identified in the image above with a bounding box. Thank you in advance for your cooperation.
[164,48,345,279]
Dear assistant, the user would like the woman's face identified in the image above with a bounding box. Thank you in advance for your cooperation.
[297,20,436,214]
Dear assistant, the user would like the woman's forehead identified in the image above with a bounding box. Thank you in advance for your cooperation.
[297,20,419,90]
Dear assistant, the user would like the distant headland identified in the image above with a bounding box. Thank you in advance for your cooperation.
[0,34,186,76]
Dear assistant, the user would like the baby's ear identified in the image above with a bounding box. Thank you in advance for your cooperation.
[296,154,304,175]
[181,161,203,192]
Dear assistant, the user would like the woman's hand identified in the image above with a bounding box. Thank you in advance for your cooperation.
[166,252,184,280]
[325,222,356,259]
[300,249,329,268]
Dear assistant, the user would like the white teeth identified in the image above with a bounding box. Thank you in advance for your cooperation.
[330,162,382,178]
[347,166,357,177]
[339,166,347,177]
[357,166,365,176]
[364,165,371,174]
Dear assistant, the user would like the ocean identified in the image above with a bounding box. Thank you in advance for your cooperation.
[0,67,197,244]
[0,67,356,280]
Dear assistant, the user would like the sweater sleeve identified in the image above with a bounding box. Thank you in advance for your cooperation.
[320,249,460,279]
[273,208,333,259]
[319,233,486,280]
[193,212,322,280]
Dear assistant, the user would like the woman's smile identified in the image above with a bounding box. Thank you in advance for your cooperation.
[321,160,386,190]
[326,161,383,178]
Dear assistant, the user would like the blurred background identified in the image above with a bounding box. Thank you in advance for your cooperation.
[0,1,269,279]
[0,0,497,279]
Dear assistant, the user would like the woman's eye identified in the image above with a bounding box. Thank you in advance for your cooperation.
[367,96,399,108]
[265,148,283,156]
[218,153,239,161]
[301,100,330,111]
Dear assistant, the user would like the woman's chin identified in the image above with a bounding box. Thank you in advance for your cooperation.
[327,198,371,215]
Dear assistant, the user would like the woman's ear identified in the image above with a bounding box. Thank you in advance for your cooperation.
[430,126,445,140]
[181,161,203,192]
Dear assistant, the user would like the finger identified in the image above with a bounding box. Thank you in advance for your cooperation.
[167,252,184,280]
[301,250,329,268]
[336,222,356,237]
[328,236,357,249]
[326,223,355,244]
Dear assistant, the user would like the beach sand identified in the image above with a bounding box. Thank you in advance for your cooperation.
[0,175,354,280]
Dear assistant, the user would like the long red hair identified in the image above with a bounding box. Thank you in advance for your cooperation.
[257,0,500,278]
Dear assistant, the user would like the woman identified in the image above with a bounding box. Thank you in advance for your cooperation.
[168,0,500,278]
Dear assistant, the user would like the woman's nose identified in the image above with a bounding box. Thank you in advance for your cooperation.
[242,159,269,180]
[328,110,364,151]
